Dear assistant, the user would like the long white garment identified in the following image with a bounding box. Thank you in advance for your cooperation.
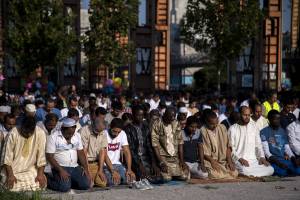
[185,162,208,179]
[250,116,269,131]
[228,121,274,177]
[287,120,300,156]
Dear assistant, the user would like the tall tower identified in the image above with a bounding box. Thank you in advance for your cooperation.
[130,0,170,91]
[262,0,282,91]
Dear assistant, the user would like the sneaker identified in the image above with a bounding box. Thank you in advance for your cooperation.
[132,181,148,190]
[142,179,154,189]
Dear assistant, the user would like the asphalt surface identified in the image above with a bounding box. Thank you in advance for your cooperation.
[44,176,300,200]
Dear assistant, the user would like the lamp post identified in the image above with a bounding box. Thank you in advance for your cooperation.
[180,35,186,87]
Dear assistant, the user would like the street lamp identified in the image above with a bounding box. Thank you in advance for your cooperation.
[179,35,186,87]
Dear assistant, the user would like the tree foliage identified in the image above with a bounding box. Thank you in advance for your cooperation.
[6,0,79,74]
[83,0,139,71]
[181,0,262,67]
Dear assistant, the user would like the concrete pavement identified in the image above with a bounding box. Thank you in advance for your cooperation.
[44,176,300,200]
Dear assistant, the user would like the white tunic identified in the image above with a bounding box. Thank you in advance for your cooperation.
[228,121,274,177]
[250,116,269,131]
[287,120,300,156]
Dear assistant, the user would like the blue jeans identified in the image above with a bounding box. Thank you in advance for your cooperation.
[104,164,127,186]
[272,158,300,177]
[47,166,90,192]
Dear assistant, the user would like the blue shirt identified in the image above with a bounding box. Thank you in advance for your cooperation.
[35,108,62,122]
[260,126,288,159]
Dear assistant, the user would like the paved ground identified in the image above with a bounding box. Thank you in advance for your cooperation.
[45,177,300,200]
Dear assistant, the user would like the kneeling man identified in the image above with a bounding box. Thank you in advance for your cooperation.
[46,118,91,192]
[229,106,274,177]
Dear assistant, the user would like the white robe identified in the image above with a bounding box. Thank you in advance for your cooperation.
[287,120,300,156]
[228,121,274,177]
[250,116,269,131]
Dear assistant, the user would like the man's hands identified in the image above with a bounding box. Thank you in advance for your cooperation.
[210,159,221,172]
[226,161,236,171]
[151,164,161,177]
[35,173,47,188]
[269,156,288,169]
[59,168,70,181]
[259,157,270,166]
[111,170,121,185]
[180,161,189,172]
[97,170,107,184]
[198,163,207,173]
[238,158,249,167]
[6,174,17,189]
[159,161,168,173]
[126,169,136,184]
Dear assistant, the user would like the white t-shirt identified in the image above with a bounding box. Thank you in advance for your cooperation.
[60,107,83,119]
[46,130,83,167]
[105,130,128,165]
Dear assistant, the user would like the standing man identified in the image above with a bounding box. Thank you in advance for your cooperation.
[46,118,90,192]
[261,110,300,176]
[151,107,189,182]
[229,106,274,177]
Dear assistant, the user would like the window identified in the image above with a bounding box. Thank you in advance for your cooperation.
[138,0,147,26]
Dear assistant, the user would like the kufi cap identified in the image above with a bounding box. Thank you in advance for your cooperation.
[62,118,76,128]
[179,107,188,113]
[25,104,36,113]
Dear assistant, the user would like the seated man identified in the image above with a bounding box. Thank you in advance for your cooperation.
[229,106,274,177]
[0,114,16,154]
[37,113,59,135]
[183,116,208,179]
[104,118,136,186]
[151,107,189,182]
[35,98,61,122]
[250,103,269,131]
[124,106,162,183]
[280,99,296,129]
[0,116,47,191]
[80,116,108,187]
[46,118,91,192]
[287,113,300,156]
[261,110,300,176]
[201,110,238,179]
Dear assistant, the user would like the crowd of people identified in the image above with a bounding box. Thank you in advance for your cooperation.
[0,86,299,192]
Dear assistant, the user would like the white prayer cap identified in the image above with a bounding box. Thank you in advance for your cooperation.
[0,106,10,113]
[62,118,76,128]
[179,107,188,113]
[90,93,96,98]
[25,104,36,113]
[202,105,211,110]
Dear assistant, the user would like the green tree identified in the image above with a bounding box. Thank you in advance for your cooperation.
[83,0,139,77]
[5,0,78,74]
[181,0,262,92]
